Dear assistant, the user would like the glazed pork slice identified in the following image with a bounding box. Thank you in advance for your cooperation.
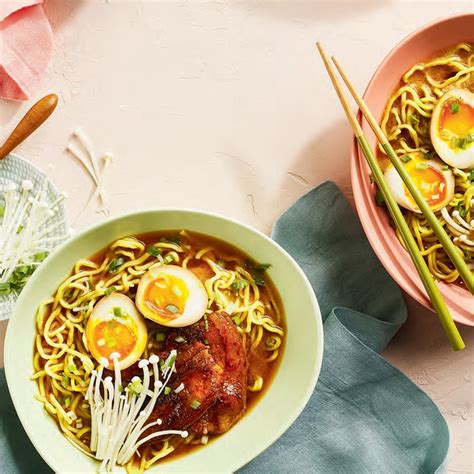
[117,311,247,437]
[185,311,248,435]
[146,340,224,431]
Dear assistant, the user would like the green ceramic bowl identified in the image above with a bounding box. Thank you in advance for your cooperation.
[4,209,323,473]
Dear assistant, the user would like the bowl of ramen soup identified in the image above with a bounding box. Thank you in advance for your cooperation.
[4,209,323,473]
[351,13,474,325]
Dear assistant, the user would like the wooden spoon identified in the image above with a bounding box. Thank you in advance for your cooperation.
[0,94,58,160]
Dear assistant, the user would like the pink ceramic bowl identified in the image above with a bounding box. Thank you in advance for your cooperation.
[351,13,474,325]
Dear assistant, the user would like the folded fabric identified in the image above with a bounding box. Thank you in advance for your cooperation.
[240,181,449,473]
[0,1,53,101]
[0,181,449,473]
[0,1,42,21]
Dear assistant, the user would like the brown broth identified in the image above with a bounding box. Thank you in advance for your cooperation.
[89,230,286,464]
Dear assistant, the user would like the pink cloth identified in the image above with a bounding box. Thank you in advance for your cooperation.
[0,1,53,101]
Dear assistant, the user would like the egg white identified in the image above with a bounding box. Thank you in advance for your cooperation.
[136,264,208,328]
[86,293,148,370]
[384,153,455,213]
[430,88,474,169]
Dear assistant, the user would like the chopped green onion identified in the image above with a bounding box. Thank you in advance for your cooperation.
[175,336,186,343]
[16,224,24,234]
[416,163,428,170]
[203,338,209,345]
[61,375,69,389]
[63,396,71,408]
[191,400,201,409]
[113,306,123,318]
[450,101,459,113]
[164,387,171,395]
[442,165,450,171]
[118,384,124,393]
[231,279,248,292]
[165,304,179,314]
[105,286,117,296]
[34,252,48,262]
[0,282,11,295]
[108,257,125,273]
[400,155,412,163]
[232,315,241,325]
[156,332,167,342]
[147,246,161,257]
[0,206,4,217]
[456,201,467,218]
[127,379,144,395]
[160,354,177,372]
[163,255,174,264]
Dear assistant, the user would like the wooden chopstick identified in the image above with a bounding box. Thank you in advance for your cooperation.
[316,43,465,351]
[331,56,474,295]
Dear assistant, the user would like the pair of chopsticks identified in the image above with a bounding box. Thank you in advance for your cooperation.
[316,43,468,351]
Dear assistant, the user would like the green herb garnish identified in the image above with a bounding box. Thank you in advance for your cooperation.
[416,163,428,170]
[16,225,24,234]
[61,375,69,389]
[156,332,167,342]
[442,165,450,171]
[400,155,412,163]
[175,336,186,343]
[231,279,248,292]
[191,400,201,409]
[456,201,467,218]
[450,101,459,113]
[63,396,71,408]
[0,206,4,217]
[163,255,174,264]
[203,338,209,345]
[244,260,271,287]
[165,304,179,314]
[147,246,161,257]
[105,286,117,296]
[160,235,181,245]
[164,387,171,395]
[375,189,385,207]
[232,315,241,325]
[108,257,125,273]
[113,306,123,318]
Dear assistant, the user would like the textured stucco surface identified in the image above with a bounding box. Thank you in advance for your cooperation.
[0,1,472,472]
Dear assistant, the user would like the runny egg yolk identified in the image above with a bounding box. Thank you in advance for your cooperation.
[92,319,137,361]
[403,161,447,208]
[136,265,208,327]
[439,99,474,147]
[144,274,190,318]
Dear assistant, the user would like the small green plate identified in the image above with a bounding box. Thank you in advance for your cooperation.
[5,209,323,473]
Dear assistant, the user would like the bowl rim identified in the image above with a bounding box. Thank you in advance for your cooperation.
[350,13,474,325]
[4,207,324,472]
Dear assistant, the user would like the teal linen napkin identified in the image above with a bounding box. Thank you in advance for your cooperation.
[0,181,449,473]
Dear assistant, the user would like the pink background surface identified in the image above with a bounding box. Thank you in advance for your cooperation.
[0,1,472,471]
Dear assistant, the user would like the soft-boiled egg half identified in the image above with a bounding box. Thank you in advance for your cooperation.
[136,265,208,327]
[86,293,148,370]
[430,88,474,169]
[384,151,454,212]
